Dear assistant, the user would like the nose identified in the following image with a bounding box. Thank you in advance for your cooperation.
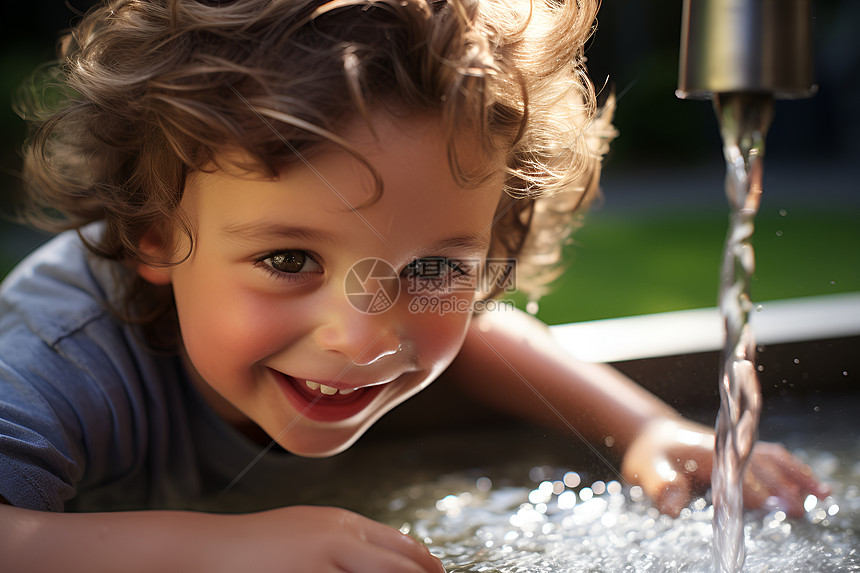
[312,307,406,367]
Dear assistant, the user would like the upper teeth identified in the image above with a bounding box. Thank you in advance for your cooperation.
[305,380,355,396]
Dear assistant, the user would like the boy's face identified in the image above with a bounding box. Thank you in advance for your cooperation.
[141,114,502,457]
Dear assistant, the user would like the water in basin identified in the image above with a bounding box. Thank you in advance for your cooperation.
[363,396,858,572]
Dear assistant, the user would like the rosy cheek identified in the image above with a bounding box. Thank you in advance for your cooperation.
[176,277,305,373]
[407,302,473,369]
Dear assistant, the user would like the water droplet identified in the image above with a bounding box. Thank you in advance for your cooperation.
[563,471,581,488]
[525,300,539,315]
[779,209,788,216]
[793,358,800,364]
[541,522,554,535]
[557,490,576,509]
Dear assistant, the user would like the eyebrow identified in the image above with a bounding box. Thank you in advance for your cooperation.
[219,222,336,245]
[425,234,491,255]
[220,221,489,254]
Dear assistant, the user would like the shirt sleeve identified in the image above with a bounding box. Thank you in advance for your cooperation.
[0,318,143,512]
[0,333,88,511]
[0,230,175,512]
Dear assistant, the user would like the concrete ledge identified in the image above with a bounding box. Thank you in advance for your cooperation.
[551,292,860,363]
[549,293,860,417]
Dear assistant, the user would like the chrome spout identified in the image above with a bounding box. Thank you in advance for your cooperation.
[677,0,815,99]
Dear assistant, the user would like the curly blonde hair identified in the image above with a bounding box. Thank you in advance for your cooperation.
[16,0,613,321]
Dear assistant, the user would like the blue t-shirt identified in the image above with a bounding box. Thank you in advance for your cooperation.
[0,226,306,513]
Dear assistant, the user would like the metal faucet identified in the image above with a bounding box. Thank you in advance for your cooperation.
[677,0,815,100]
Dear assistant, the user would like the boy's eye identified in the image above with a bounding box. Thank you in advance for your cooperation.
[259,250,322,276]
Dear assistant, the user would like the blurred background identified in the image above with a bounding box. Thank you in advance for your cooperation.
[1,1,858,324]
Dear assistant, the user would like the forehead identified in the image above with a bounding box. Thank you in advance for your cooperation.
[183,113,503,249]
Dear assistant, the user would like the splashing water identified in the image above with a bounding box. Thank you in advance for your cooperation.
[371,419,860,573]
[711,93,773,572]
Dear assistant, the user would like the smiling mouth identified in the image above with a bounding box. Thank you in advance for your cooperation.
[273,370,387,422]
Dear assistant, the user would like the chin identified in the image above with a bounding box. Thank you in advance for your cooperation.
[275,427,368,458]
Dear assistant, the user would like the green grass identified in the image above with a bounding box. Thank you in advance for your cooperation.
[520,207,860,325]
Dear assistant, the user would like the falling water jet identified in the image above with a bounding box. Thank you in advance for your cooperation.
[710,92,770,573]
[677,1,814,571]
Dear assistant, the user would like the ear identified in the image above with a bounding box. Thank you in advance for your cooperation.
[135,226,174,286]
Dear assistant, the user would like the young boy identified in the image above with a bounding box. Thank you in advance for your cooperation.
[0,1,828,571]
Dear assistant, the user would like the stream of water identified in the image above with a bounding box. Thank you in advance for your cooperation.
[711,93,773,573]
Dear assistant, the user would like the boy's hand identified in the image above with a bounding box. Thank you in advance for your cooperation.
[620,418,831,518]
[213,506,445,573]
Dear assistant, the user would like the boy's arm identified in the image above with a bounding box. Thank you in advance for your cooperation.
[0,497,443,573]
[449,307,679,457]
[446,307,829,516]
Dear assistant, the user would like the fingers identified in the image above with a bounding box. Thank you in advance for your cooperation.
[754,442,831,497]
[357,517,444,573]
[257,506,444,573]
[625,458,694,518]
[334,539,442,573]
[620,420,704,517]
[741,442,832,516]
[653,477,692,518]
